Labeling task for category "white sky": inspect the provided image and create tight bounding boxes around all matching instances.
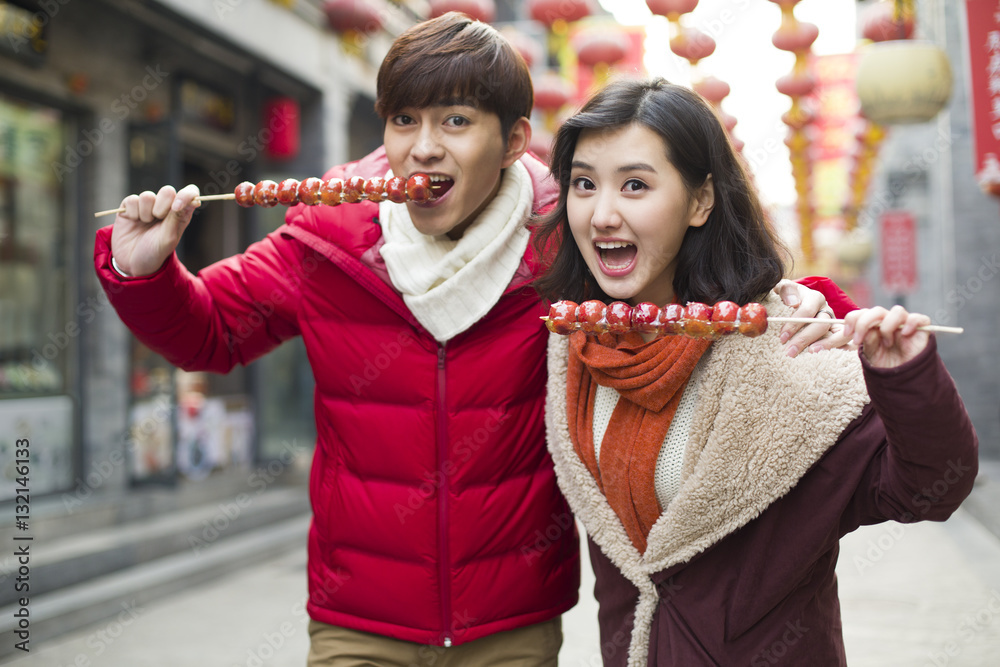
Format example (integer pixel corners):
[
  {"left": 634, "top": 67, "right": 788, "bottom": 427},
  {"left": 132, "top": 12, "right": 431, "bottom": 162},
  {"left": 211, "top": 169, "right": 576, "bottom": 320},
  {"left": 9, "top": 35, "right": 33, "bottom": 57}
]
[{"left": 595, "top": 0, "right": 858, "bottom": 207}]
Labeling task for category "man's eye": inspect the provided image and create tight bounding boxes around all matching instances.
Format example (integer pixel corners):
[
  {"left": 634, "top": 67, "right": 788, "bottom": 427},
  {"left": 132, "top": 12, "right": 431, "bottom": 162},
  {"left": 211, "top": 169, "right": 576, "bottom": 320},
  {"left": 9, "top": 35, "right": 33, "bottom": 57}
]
[
  {"left": 446, "top": 116, "right": 469, "bottom": 127},
  {"left": 393, "top": 115, "right": 414, "bottom": 125}
]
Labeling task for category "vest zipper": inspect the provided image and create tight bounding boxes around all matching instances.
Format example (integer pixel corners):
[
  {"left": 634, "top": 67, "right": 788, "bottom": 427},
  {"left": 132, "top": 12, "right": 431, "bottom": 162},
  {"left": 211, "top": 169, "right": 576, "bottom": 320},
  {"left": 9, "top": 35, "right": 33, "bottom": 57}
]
[{"left": 436, "top": 345, "right": 452, "bottom": 648}]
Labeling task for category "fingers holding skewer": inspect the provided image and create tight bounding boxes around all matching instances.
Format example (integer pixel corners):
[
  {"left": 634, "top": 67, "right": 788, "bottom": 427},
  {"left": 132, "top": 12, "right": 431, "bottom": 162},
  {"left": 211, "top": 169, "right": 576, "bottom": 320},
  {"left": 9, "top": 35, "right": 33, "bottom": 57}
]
[{"left": 841, "top": 305, "right": 932, "bottom": 368}]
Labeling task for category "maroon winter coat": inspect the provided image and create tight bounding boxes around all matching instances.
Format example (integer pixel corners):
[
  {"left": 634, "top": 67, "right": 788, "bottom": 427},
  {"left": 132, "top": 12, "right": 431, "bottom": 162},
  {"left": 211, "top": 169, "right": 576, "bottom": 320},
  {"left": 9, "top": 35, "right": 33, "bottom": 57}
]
[
  {"left": 545, "top": 295, "right": 978, "bottom": 667},
  {"left": 94, "top": 148, "right": 580, "bottom": 646}
]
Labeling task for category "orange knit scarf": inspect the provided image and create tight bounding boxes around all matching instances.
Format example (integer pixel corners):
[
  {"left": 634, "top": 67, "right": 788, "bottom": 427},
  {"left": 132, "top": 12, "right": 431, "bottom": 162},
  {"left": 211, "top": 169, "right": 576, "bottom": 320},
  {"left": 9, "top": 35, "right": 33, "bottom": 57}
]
[{"left": 567, "top": 331, "right": 710, "bottom": 553}]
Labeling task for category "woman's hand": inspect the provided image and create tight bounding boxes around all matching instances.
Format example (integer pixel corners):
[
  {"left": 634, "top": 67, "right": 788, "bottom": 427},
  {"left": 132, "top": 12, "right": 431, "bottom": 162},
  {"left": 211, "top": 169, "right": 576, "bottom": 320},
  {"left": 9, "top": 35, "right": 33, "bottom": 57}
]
[
  {"left": 773, "top": 279, "right": 849, "bottom": 357},
  {"left": 110, "top": 184, "right": 200, "bottom": 277},
  {"left": 841, "top": 305, "right": 931, "bottom": 368}
]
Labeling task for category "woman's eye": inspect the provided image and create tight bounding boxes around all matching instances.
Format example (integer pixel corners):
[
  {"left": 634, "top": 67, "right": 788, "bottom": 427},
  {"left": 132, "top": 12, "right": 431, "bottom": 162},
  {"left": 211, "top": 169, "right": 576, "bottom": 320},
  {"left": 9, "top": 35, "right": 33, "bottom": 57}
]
[
  {"left": 623, "top": 179, "right": 646, "bottom": 192},
  {"left": 572, "top": 177, "right": 595, "bottom": 191}
]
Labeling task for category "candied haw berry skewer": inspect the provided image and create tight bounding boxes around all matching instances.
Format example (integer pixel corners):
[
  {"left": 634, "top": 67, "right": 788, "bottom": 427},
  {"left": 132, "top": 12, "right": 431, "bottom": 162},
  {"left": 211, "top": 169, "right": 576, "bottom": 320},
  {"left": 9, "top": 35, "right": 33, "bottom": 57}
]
[{"left": 93, "top": 174, "right": 439, "bottom": 217}]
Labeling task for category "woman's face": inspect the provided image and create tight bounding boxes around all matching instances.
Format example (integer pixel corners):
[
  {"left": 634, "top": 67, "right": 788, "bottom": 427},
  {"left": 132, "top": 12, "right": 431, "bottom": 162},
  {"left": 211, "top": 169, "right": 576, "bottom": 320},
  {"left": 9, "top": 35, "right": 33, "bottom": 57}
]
[{"left": 567, "top": 123, "right": 714, "bottom": 306}]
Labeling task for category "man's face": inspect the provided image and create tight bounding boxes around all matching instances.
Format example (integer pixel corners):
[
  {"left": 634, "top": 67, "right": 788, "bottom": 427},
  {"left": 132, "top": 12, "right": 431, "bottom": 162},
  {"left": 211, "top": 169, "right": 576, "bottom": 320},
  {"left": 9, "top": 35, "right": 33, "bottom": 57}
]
[{"left": 383, "top": 104, "right": 516, "bottom": 240}]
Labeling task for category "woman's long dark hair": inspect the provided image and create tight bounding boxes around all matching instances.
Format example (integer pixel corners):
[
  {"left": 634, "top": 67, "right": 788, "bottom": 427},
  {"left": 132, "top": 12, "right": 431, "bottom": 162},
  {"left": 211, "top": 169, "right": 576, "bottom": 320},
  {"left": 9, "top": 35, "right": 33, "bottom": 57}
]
[{"left": 532, "top": 77, "right": 789, "bottom": 305}]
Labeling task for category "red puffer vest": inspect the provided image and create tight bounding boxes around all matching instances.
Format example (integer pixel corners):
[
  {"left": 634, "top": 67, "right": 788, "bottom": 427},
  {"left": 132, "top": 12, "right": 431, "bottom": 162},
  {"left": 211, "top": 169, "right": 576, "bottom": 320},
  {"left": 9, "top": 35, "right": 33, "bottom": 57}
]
[{"left": 94, "top": 148, "right": 580, "bottom": 646}]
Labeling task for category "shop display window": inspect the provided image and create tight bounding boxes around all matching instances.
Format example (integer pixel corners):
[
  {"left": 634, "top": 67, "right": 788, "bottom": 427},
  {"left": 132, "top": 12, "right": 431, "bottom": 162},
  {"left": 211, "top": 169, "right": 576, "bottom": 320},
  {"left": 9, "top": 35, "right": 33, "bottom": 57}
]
[{"left": 0, "top": 92, "right": 74, "bottom": 500}]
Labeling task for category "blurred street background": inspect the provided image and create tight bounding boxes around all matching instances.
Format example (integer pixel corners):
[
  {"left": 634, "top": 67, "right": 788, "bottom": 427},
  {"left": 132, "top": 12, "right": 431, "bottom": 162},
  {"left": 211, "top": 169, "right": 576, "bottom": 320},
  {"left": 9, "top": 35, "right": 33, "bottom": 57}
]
[{"left": 2, "top": 0, "right": 1000, "bottom": 664}]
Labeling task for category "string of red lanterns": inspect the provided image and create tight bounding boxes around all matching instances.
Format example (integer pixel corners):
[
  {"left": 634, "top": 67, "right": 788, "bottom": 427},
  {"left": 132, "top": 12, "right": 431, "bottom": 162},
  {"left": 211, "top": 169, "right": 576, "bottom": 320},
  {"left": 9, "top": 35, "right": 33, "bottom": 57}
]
[{"left": 769, "top": 0, "right": 819, "bottom": 264}]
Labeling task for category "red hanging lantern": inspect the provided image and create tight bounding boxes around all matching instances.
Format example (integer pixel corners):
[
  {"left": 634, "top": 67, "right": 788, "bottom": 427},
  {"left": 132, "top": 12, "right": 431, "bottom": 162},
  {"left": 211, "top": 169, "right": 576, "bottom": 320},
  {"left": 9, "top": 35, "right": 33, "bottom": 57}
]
[
  {"left": 263, "top": 97, "right": 300, "bottom": 161},
  {"left": 861, "top": 1, "right": 915, "bottom": 42},
  {"left": 573, "top": 30, "right": 629, "bottom": 68},
  {"left": 772, "top": 20, "right": 818, "bottom": 53},
  {"left": 645, "top": 0, "right": 699, "bottom": 19},
  {"left": 692, "top": 76, "right": 729, "bottom": 104},
  {"left": 323, "top": 0, "right": 384, "bottom": 35},
  {"left": 501, "top": 28, "right": 543, "bottom": 69},
  {"left": 528, "top": 0, "right": 592, "bottom": 29},
  {"left": 428, "top": 0, "right": 496, "bottom": 24},
  {"left": 670, "top": 27, "right": 716, "bottom": 65},
  {"left": 533, "top": 72, "right": 574, "bottom": 112}
]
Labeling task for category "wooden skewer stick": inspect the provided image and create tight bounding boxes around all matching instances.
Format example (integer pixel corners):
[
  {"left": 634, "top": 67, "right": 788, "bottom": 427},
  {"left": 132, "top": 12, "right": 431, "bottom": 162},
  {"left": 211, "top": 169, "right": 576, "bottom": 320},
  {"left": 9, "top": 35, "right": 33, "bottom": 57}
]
[
  {"left": 539, "top": 316, "right": 964, "bottom": 335},
  {"left": 766, "top": 317, "right": 963, "bottom": 334},
  {"left": 93, "top": 193, "right": 236, "bottom": 218}
]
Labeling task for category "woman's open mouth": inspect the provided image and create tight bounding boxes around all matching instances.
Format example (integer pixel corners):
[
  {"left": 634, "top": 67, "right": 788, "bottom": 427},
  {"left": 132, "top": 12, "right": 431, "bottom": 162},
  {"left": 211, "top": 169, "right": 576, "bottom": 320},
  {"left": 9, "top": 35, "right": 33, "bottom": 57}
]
[{"left": 595, "top": 240, "right": 637, "bottom": 276}]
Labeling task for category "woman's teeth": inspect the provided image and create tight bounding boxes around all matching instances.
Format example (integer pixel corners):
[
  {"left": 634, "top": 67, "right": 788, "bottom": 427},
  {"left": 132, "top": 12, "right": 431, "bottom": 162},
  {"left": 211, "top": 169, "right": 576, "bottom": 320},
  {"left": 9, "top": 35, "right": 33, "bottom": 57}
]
[{"left": 595, "top": 241, "right": 636, "bottom": 269}]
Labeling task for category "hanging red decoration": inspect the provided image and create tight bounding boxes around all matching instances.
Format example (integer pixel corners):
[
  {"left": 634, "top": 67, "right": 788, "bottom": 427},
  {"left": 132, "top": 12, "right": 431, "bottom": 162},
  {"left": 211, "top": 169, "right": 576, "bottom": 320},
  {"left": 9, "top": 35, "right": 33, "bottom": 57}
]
[
  {"left": 428, "top": 0, "right": 496, "bottom": 24},
  {"left": 533, "top": 72, "right": 574, "bottom": 112},
  {"left": 573, "top": 30, "right": 629, "bottom": 68},
  {"left": 323, "top": 0, "right": 384, "bottom": 35},
  {"left": 263, "top": 97, "right": 300, "bottom": 161},
  {"left": 528, "top": 0, "right": 592, "bottom": 29},
  {"left": 501, "top": 28, "right": 543, "bottom": 69},
  {"left": 645, "top": 0, "right": 699, "bottom": 20},
  {"left": 669, "top": 27, "right": 716, "bottom": 65},
  {"left": 772, "top": 20, "right": 818, "bottom": 53},
  {"left": 861, "top": 1, "right": 915, "bottom": 42}
]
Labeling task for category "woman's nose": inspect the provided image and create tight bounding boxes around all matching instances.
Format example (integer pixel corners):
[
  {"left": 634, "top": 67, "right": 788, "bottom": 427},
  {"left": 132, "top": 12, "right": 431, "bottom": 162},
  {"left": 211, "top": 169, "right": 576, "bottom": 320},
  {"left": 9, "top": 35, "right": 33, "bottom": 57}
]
[{"left": 591, "top": 192, "right": 622, "bottom": 231}]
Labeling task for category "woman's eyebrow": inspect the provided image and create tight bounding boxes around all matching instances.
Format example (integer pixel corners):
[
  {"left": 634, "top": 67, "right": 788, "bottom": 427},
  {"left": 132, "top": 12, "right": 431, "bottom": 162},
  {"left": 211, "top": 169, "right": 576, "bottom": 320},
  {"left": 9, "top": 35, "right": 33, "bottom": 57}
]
[{"left": 616, "top": 163, "right": 656, "bottom": 173}]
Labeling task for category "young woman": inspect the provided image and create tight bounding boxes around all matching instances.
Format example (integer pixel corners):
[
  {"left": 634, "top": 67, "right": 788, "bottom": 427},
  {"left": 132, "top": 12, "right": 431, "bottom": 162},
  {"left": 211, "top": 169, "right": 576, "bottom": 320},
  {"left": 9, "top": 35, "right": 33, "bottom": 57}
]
[{"left": 533, "top": 78, "right": 978, "bottom": 666}]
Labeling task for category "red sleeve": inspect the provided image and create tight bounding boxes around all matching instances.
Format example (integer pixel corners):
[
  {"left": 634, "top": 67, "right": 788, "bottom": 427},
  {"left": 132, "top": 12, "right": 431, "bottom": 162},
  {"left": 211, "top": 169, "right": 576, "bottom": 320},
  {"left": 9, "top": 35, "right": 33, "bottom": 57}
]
[
  {"left": 795, "top": 276, "right": 858, "bottom": 318},
  {"left": 94, "top": 224, "right": 303, "bottom": 373}
]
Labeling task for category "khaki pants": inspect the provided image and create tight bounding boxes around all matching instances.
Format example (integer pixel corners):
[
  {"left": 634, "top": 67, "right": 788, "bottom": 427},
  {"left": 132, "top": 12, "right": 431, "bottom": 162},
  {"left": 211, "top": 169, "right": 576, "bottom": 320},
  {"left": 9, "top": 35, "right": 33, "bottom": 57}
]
[{"left": 306, "top": 617, "right": 562, "bottom": 667}]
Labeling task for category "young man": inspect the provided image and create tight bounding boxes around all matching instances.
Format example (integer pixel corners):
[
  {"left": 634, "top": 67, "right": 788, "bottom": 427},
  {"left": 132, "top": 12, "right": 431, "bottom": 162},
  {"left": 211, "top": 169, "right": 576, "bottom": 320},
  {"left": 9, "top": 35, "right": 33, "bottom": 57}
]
[{"left": 95, "top": 13, "right": 841, "bottom": 665}]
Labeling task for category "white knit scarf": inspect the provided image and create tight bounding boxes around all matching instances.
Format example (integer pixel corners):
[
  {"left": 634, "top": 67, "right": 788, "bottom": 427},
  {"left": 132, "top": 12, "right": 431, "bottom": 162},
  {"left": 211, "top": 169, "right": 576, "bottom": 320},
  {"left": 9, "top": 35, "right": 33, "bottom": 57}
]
[{"left": 378, "top": 160, "right": 534, "bottom": 342}]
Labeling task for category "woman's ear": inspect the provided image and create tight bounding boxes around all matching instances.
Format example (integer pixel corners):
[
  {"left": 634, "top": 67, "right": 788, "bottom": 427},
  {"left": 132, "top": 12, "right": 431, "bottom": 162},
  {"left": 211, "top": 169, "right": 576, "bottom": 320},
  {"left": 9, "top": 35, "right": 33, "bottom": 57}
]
[
  {"left": 688, "top": 173, "right": 715, "bottom": 228},
  {"left": 501, "top": 117, "right": 532, "bottom": 168}
]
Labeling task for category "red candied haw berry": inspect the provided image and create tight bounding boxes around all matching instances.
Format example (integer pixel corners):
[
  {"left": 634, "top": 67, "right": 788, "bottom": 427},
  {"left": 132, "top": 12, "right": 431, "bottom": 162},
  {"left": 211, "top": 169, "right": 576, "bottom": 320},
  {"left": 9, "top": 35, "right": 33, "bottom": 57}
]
[
  {"left": 406, "top": 174, "right": 433, "bottom": 203},
  {"left": 342, "top": 176, "right": 366, "bottom": 203},
  {"left": 276, "top": 178, "right": 300, "bottom": 205},
  {"left": 738, "top": 303, "right": 769, "bottom": 338},
  {"left": 682, "top": 302, "right": 713, "bottom": 338},
  {"left": 577, "top": 300, "right": 609, "bottom": 334},
  {"left": 631, "top": 302, "right": 660, "bottom": 334},
  {"left": 546, "top": 300, "right": 579, "bottom": 334},
  {"left": 606, "top": 301, "right": 633, "bottom": 334},
  {"left": 254, "top": 180, "right": 279, "bottom": 208},
  {"left": 385, "top": 176, "right": 408, "bottom": 203},
  {"left": 320, "top": 178, "right": 343, "bottom": 206},
  {"left": 658, "top": 303, "right": 685, "bottom": 335},
  {"left": 297, "top": 177, "right": 323, "bottom": 206},
  {"left": 711, "top": 300, "right": 740, "bottom": 336},
  {"left": 234, "top": 182, "right": 255, "bottom": 208},
  {"left": 365, "top": 177, "right": 386, "bottom": 202}
]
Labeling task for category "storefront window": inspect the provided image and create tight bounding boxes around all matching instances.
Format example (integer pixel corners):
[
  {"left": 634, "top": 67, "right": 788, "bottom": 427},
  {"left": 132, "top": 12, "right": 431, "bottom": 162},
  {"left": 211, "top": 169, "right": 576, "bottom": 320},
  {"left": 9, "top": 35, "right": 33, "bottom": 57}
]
[{"left": 0, "top": 92, "right": 74, "bottom": 500}]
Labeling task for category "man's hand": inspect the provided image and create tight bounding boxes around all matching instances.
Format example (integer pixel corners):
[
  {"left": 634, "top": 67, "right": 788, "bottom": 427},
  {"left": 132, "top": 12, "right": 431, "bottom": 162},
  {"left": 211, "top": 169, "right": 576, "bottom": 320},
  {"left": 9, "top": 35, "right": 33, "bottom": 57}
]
[
  {"left": 842, "top": 305, "right": 930, "bottom": 368},
  {"left": 773, "top": 279, "right": 850, "bottom": 357},
  {"left": 110, "top": 184, "right": 200, "bottom": 277}
]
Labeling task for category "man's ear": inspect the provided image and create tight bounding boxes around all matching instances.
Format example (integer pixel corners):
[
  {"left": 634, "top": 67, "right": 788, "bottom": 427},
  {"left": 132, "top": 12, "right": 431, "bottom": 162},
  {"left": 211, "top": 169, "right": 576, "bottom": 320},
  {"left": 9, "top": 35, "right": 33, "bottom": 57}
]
[
  {"left": 688, "top": 173, "right": 715, "bottom": 229},
  {"left": 501, "top": 117, "right": 532, "bottom": 168}
]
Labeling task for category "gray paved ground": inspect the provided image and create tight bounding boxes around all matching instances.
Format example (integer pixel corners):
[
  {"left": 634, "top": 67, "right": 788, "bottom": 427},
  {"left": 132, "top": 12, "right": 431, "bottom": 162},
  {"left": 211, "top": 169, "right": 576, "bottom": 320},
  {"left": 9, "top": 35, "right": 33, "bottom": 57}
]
[{"left": 8, "top": 508, "right": 1000, "bottom": 666}]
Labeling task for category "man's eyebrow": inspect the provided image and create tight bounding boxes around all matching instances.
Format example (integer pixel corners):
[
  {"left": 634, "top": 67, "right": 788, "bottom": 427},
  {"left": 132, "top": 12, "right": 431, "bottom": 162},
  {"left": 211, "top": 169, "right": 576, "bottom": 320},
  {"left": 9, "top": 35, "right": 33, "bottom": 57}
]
[{"left": 433, "top": 98, "right": 478, "bottom": 108}]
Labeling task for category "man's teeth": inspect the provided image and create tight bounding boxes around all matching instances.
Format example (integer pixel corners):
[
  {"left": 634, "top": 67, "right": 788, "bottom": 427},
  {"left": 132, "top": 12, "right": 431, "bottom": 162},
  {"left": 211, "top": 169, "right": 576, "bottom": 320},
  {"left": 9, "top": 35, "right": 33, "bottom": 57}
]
[{"left": 429, "top": 175, "right": 451, "bottom": 183}]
